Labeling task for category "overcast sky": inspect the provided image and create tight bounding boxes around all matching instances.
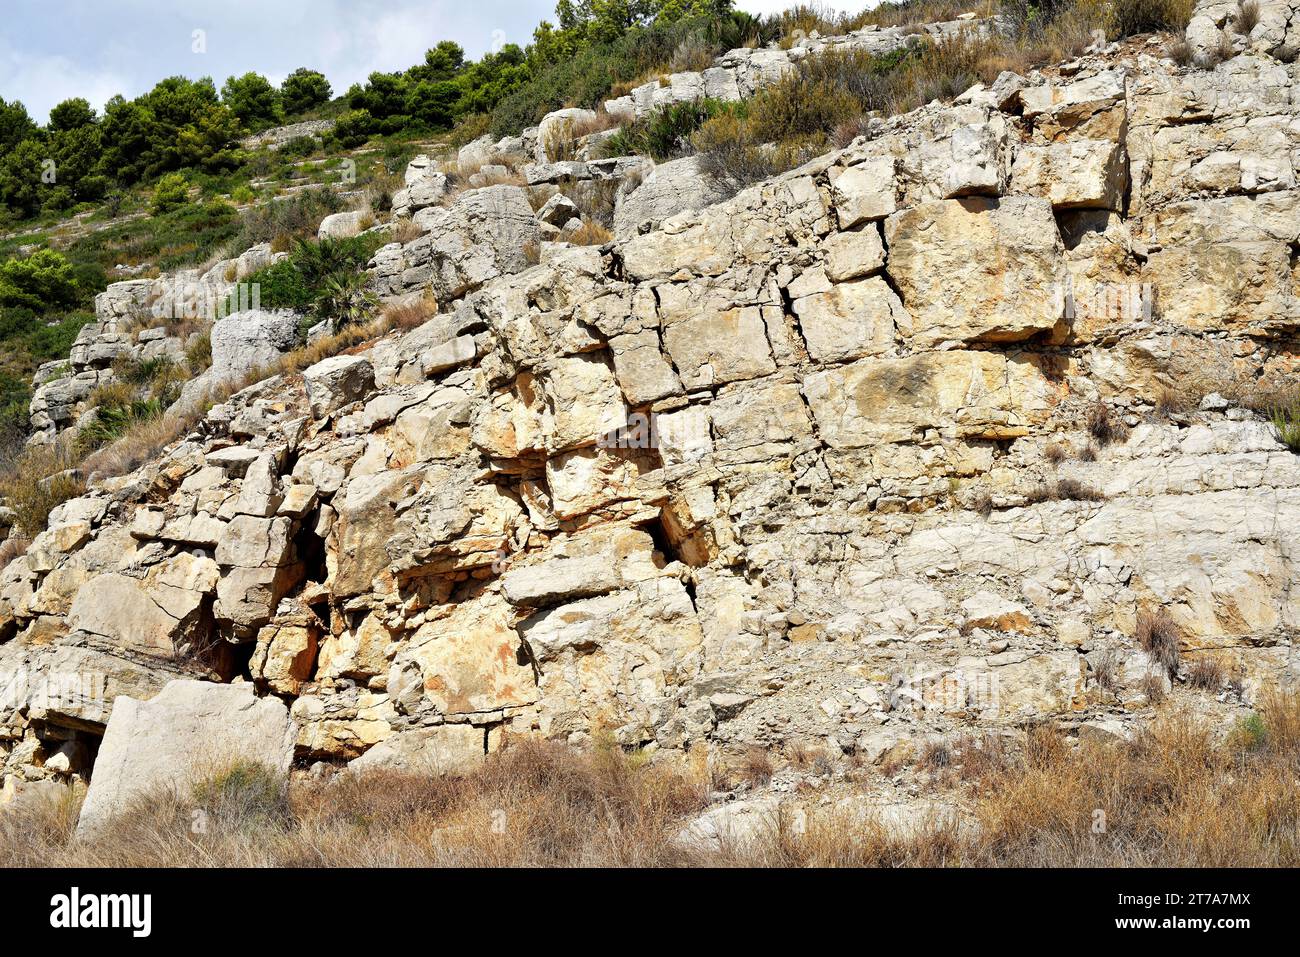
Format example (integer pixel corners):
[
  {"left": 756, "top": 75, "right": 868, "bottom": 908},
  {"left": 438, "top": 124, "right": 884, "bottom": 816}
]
[{"left": 1, "top": 0, "right": 867, "bottom": 122}]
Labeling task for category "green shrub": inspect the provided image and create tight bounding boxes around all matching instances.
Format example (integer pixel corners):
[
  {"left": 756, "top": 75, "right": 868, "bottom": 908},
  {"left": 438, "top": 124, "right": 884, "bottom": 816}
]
[
  {"left": 25, "top": 314, "right": 95, "bottom": 362},
  {"left": 191, "top": 761, "right": 291, "bottom": 832},
  {"left": 76, "top": 396, "right": 167, "bottom": 452},
  {"left": 1237, "top": 712, "right": 1269, "bottom": 751},
  {"left": 314, "top": 271, "right": 378, "bottom": 327},
  {"left": 0, "top": 250, "right": 82, "bottom": 312},
  {"left": 330, "top": 109, "right": 375, "bottom": 148},
  {"left": 239, "top": 234, "right": 382, "bottom": 317},
  {"left": 240, "top": 259, "right": 313, "bottom": 312},
  {"left": 601, "top": 99, "right": 729, "bottom": 161},
  {"left": 185, "top": 332, "right": 212, "bottom": 372},
  {"left": 279, "top": 135, "right": 319, "bottom": 158},
  {"left": 150, "top": 173, "right": 191, "bottom": 215},
  {"left": 748, "top": 68, "right": 861, "bottom": 143}
]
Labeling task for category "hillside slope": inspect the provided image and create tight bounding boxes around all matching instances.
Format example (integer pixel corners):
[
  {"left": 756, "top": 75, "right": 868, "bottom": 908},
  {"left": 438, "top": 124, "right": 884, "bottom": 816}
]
[{"left": 3, "top": 0, "right": 1300, "bottom": 838}]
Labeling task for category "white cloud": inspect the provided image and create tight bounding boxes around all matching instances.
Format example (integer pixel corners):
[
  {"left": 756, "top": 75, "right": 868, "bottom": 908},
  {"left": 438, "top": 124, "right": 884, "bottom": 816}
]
[{"left": 0, "top": 43, "right": 130, "bottom": 120}]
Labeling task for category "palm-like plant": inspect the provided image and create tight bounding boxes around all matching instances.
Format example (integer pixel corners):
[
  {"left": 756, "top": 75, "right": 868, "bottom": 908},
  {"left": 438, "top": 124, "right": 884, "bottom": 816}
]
[{"left": 313, "top": 270, "right": 378, "bottom": 328}]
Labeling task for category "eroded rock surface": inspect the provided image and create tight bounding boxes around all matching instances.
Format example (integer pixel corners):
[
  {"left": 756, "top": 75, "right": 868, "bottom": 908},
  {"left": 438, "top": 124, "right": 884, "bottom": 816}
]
[{"left": 5, "top": 4, "right": 1300, "bottom": 803}]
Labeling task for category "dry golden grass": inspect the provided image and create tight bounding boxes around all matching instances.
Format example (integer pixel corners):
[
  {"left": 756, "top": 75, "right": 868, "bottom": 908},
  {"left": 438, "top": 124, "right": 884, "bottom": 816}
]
[
  {"left": 0, "top": 533, "right": 30, "bottom": 570},
  {"left": 559, "top": 220, "right": 614, "bottom": 246},
  {"left": 1, "top": 739, "right": 710, "bottom": 868},
  {"left": 5, "top": 698, "right": 1300, "bottom": 867},
  {"left": 81, "top": 411, "right": 193, "bottom": 480},
  {"left": 1136, "top": 606, "right": 1181, "bottom": 677},
  {"left": 380, "top": 292, "right": 439, "bottom": 333},
  {"left": 0, "top": 443, "right": 86, "bottom": 537},
  {"left": 389, "top": 218, "right": 423, "bottom": 245}
]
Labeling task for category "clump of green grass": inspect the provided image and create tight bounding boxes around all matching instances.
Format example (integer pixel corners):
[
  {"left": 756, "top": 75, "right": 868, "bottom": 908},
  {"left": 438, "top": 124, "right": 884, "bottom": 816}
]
[{"left": 1269, "top": 402, "right": 1300, "bottom": 453}]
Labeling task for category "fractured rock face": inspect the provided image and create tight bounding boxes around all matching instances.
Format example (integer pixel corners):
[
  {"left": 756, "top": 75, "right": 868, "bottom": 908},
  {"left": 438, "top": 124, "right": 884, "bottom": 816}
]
[
  {"left": 67, "top": 554, "right": 218, "bottom": 657},
  {"left": 303, "top": 355, "right": 375, "bottom": 418},
  {"left": 12, "top": 11, "right": 1300, "bottom": 793},
  {"left": 803, "top": 351, "right": 1058, "bottom": 446},
  {"left": 884, "top": 196, "right": 1066, "bottom": 346}
]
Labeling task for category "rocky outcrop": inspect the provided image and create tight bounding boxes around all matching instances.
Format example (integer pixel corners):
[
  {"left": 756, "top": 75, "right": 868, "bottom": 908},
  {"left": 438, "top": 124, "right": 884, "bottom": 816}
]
[
  {"left": 603, "top": 15, "right": 1003, "bottom": 121},
  {"left": 612, "top": 155, "right": 731, "bottom": 239},
  {"left": 239, "top": 119, "right": 335, "bottom": 151},
  {"left": 29, "top": 243, "right": 284, "bottom": 446},
  {"left": 5, "top": 5, "right": 1300, "bottom": 807}
]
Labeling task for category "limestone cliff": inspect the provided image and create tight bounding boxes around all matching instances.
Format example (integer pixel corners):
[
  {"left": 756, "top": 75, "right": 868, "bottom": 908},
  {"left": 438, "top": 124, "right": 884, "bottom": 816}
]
[{"left": 4, "top": 3, "right": 1300, "bottom": 814}]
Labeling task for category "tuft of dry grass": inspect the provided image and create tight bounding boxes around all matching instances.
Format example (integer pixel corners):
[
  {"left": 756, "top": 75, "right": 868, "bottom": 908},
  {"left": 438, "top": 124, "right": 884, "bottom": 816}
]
[
  {"left": 963, "top": 706, "right": 1300, "bottom": 866},
  {"left": 1086, "top": 401, "right": 1129, "bottom": 446},
  {"left": 1135, "top": 607, "right": 1181, "bottom": 677},
  {"left": 1026, "top": 477, "right": 1107, "bottom": 503},
  {"left": 1154, "top": 383, "right": 1197, "bottom": 417},
  {"left": 1140, "top": 670, "right": 1167, "bottom": 704},
  {"left": 560, "top": 220, "right": 614, "bottom": 246},
  {"left": 389, "top": 218, "right": 423, "bottom": 245},
  {"left": 380, "top": 292, "right": 439, "bottom": 333},
  {"left": 1093, "top": 650, "right": 1121, "bottom": 695},
  {"left": 81, "top": 413, "right": 192, "bottom": 481},
  {"left": 0, "top": 533, "right": 30, "bottom": 570},
  {"left": 1166, "top": 33, "right": 1194, "bottom": 65},
  {"left": 0, "top": 444, "right": 86, "bottom": 537},
  {"left": 737, "top": 748, "right": 775, "bottom": 788},
  {"left": 1235, "top": 0, "right": 1260, "bottom": 34},
  {"left": 1187, "top": 655, "right": 1226, "bottom": 691}
]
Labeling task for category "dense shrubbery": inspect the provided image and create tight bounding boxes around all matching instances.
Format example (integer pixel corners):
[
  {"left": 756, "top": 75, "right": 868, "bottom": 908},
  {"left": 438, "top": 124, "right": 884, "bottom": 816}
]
[
  {"left": 600, "top": 98, "right": 730, "bottom": 160},
  {"left": 0, "top": 3, "right": 755, "bottom": 226},
  {"left": 489, "top": 8, "right": 757, "bottom": 138},
  {"left": 149, "top": 173, "right": 191, "bottom": 215},
  {"left": 0, "top": 250, "right": 83, "bottom": 312},
  {"left": 240, "top": 234, "right": 384, "bottom": 328},
  {"left": 0, "top": 61, "right": 340, "bottom": 225}
]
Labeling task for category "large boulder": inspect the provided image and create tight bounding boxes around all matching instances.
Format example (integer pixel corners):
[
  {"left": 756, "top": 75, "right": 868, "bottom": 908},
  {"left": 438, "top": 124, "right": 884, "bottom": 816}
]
[
  {"left": 613, "top": 156, "right": 731, "bottom": 239},
  {"left": 208, "top": 309, "right": 300, "bottom": 386},
  {"left": 302, "top": 354, "right": 375, "bottom": 418},
  {"left": 317, "top": 210, "right": 371, "bottom": 240},
  {"left": 536, "top": 107, "right": 597, "bottom": 162},
  {"left": 75, "top": 680, "right": 295, "bottom": 839}
]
